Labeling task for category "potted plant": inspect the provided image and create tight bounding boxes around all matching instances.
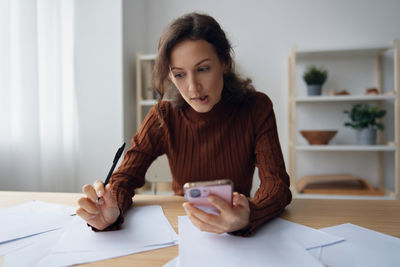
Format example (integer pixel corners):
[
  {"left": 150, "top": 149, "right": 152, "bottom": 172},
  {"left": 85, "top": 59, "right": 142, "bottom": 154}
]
[
  {"left": 343, "top": 104, "right": 386, "bottom": 145},
  {"left": 303, "top": 65, "right": 328, "bottom": 96}
]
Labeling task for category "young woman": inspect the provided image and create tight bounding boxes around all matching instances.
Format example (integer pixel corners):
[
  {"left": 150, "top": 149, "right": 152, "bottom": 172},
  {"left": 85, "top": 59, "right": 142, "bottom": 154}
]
[{"left": 76, "top": 12, "right": 292, "bottom": 237}]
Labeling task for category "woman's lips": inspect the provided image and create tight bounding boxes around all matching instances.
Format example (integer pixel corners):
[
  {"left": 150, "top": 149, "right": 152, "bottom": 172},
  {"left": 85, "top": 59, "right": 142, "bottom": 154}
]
[{"left": 191, "top": 95, "right": 209, "bottom": 104}]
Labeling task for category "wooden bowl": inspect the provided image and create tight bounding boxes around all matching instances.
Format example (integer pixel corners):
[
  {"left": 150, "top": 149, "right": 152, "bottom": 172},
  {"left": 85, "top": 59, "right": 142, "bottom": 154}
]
[{"left": 300, "top": 130, "right": 337, "bottom": 145}]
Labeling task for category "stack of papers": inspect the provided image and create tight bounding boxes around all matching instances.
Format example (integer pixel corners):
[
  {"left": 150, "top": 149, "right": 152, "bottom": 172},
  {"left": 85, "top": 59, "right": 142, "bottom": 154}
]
[
  {"left": 0, "top": 201, "right": 75, "bottom": 256},
  {"left": 0, "top": 202, "right": 178, "bottom": 266},
  {"left": 164, "top": 217, "right": 400, "bottom": 267}
]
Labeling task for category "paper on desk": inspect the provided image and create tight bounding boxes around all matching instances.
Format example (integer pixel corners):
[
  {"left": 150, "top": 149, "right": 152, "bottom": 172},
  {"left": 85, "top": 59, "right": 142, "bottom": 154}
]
[
  {"left": 4, "top": 239, "right": 173, "bottom": 267},
  {"left": 3, "top": 205, "right": 178, "bottom": 267},
  {"left": 34, "top": 243, "right": 174, "bottom": 267},
  {"left": 309, "top": 223, "right": 400, "bottom": 267},
  {"left": 51, "top": 205, "right": 177, "bottom": 253},
  {"left": 0, "top": 228, "right": 62, "bottom": 257},
  {"left": 0, "top": 201, "right": 75, "bottom": 244},
  {"left": 257, "top": 218, "right": 344, "bottom": 250},
  {"left": 164, "top": 217, "right": 344, "bottom": 267},
  {"left": 178, "top": 216, "right": 324, "bottom": 267},
  {"left": 2, "top": 229, "right": 64, "bottom": 267}
]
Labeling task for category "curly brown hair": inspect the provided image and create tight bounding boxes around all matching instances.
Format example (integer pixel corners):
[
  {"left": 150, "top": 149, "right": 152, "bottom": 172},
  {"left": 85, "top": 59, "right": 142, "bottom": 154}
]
[{"left": 153, "top": 12, "right": 256, "bottom": 109}]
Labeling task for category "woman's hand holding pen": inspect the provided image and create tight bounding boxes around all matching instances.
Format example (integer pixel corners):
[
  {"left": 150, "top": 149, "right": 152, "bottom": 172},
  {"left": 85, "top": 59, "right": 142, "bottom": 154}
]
[
  {"left": 76, "top": 180, "right": 120, "bottom": 231},
  {"left": 183, "top": 192, "right": 250, "bottom": 234}
]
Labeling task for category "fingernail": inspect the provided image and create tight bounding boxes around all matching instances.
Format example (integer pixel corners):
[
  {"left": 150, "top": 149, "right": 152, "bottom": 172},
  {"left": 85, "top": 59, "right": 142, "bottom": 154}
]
[{"left": 208, "top": 196, "right": 215, "bottom": 202}]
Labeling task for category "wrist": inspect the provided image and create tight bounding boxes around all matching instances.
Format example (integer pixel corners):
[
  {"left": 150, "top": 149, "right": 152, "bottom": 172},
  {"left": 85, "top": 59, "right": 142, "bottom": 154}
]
[
  {"left": 229, "top": 222, "right": 251, "bottom": 236},
  {"left": 89, "top": 211, "right": 124, "bottom": 232}
]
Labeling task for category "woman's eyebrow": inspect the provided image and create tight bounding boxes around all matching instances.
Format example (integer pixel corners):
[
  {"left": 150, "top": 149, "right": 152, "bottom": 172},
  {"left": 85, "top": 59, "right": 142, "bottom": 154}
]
[
  {"left": 195, "top": 58, "right": 212, "bottom": 66},
  {"left": 170, "top": 58, "right": 212, "bottom": 71}
]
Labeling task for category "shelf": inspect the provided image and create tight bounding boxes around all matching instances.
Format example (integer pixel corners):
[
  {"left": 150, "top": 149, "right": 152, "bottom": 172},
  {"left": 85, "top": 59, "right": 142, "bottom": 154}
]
[
  {"left": 296, "top": 95, "right": 395, "bottom": 103},
  {"left": 288, "top": 40, "right": 400, "bottom": 199},
  {"left": 294, "top": 193, "right": 397, "bottom": 200},
  {"left": 139, "top": 54, "right": 156, "bottom": 60},
  {"left": 296, "top": 45, "right": 391, "bottom": 59},
  {"left": 296, "top": 145, "right": 396, "bottom": 152},
  {"left": 140, "top": 99, "right": 157, "bottom": 106},
  {"left": 136, "top": 52, "right": 173, "bottom": 190}
]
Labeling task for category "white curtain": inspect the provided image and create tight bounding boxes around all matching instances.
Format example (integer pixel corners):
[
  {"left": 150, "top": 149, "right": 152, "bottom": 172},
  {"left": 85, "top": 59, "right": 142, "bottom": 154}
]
[{"left": 0, "top": 0, "right": 78, "bottom": 192}]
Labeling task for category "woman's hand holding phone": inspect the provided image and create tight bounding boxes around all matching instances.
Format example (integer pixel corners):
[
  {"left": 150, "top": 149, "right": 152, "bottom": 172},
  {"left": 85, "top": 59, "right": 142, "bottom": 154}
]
[{"left": 183, "top": 192, "right": 250, "bottom": 234}]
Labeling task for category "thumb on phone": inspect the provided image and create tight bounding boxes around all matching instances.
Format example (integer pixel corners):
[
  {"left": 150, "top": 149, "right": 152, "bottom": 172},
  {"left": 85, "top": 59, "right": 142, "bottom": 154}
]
[{"left": 208, "top": 195, "right": 230, "bottom": 211}]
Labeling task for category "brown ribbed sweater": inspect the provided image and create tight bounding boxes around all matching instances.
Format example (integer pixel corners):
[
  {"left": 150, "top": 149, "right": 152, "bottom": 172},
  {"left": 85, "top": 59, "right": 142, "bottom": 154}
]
[{"left": 109, "top": 91, "right": 292, "bottom": 236}]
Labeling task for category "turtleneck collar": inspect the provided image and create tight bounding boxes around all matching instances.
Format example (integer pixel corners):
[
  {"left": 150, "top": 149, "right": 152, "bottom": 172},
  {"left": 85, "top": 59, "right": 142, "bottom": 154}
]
[{"left": 183, "top": 97, "right": 235, "bottom": 123}]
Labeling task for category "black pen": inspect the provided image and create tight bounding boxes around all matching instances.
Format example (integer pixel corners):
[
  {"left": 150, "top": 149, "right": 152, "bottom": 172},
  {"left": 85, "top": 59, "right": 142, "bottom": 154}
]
[
  {"left": 102, "top": 142, "right": 126, "bottom": 189},
  {"left": 71, "top": 142, "right": 126, "bottom": 216}
]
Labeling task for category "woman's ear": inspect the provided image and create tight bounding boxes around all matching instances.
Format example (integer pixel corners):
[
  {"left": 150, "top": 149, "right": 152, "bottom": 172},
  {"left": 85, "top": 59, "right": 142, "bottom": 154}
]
[
  {"left": 223, "top": 63, "right": 229, "bottom": 74},
  {"left": 222, "top": 60, "right": 230, "bottom": 74}
]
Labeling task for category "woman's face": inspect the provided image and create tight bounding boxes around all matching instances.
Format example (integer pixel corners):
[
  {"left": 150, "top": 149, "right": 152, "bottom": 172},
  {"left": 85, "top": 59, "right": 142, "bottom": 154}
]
[{"left": 169, "top": 39, "right": 226, "bottom": 113}]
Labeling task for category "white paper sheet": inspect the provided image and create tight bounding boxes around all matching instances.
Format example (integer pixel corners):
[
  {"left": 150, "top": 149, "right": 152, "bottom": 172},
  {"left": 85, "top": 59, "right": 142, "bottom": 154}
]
[
  {"left": 4, "top": 205, "right": 178, "bottom": 267},
  {"left": 51, "top": 205, "right": 177, "bottom": 253},
  {"left": 36, "top": 244, "right": 176, "bottom": 267},
  {"left": 0, "top": 201, "right": 75, "bottom": 244},
  {"left": 307, "top": 246, "right": 322, "bottom": 261},
  {"left": 178, "top": 216, "right": 324, "bottom": 267},
  {"left": 3, "top": 230, "right": 64, "bottom": 267},
  {"left": 0, "top": 229, "right": 61, "bottom": 257},
  {"left": 5, "top": 241, "right": 175, "bottom": 267},
  {"left": 311, "top": 223, "right": 400, "bottom": 267},
  {"left": 257, "top": 218, "right": 344, "bottom": 250}
]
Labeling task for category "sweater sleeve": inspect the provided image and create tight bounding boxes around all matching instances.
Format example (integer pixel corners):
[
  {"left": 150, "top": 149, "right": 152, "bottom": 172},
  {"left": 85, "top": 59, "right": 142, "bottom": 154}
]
[
  {"left": 96, "top": 103, "right": 168, "bottom": 231},
  {"left": 233, "top": 93, "right": 292, "bottom": 237}
]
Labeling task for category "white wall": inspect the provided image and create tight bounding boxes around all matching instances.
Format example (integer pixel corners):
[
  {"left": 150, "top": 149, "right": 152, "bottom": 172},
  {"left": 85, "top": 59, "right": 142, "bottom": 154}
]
[
  {"left": 123, "top": 0, "right": 400, "bottom": 194},
  {"left": 12, "top": 0, "right": 395, "bottom": 192},
  {"left": 6, "top": 0, "right": 395, "bottom": 193},
  {"left": 74, "top": 0, "right": 123, "bottom": 190},
  {"left": 144, "top": 0, "right": 400, "bottom": 151},
  {"left": 122, "top": 0, "right": 148, "bottom": 143}
]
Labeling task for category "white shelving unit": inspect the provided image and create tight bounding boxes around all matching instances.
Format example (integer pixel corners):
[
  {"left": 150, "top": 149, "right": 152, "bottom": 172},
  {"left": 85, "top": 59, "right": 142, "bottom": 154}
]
[
  {"left": 136, "top": 53, "right": 172, "bottom": 194},
  {"left": 296, "top": 95, "right": 395, "bottom": 102},
  {"left": 136, "top": 53, "right": 157, "bottom": 130},
  {"left": 296, "top": 145, "right": 396, "bottom": 152},
  {"left": 140, "top": 99, "right": 157, "bottom": 106},
  {"left": 288, "top": 40, "right": 400, "bottom": 199}
]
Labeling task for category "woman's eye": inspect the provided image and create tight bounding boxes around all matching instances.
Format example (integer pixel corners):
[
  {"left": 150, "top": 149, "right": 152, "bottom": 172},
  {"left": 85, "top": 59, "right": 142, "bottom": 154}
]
[
  {"left": 198, "top": 67, "right": 210, "bottom": 72},
  {"left": 174, "top": 73, "right": 185, "bottom": 78}
]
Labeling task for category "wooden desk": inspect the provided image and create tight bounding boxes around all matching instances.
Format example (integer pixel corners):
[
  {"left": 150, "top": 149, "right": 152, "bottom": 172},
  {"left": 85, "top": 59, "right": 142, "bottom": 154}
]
[{"left": 1, "top": 191, "right": 400, "bottom": 266}]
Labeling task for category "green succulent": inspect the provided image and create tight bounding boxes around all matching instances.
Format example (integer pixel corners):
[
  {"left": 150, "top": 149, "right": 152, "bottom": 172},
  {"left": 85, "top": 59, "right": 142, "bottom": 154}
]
[
  {"left": 344, "top": 104, "right": 386, "bottom": 130},
  {"left": 303, "top": 65, "right": 328, "bottom": 85}
]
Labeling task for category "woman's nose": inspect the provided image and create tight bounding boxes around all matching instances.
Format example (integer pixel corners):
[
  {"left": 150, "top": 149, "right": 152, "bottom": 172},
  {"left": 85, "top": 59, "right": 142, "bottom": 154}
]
[{"left": 188, "top": 74, "right": 200, "bottom": 93}]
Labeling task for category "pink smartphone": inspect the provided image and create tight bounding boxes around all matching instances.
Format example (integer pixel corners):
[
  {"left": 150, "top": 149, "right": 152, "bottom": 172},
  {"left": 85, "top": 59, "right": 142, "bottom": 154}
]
[{"left": 183, "top": 179, "right": 233, "bottom": 215}]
